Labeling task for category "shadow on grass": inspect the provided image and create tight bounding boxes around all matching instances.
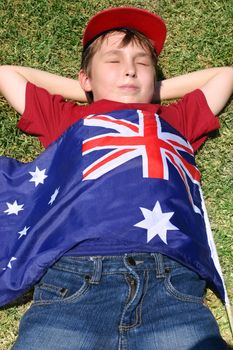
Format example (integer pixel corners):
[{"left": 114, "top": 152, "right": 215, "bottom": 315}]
[{"left": 0, "top": 289, "right": 33, "bottom": 310}]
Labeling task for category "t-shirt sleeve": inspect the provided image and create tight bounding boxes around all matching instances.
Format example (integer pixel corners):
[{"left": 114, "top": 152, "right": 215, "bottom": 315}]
[
  {"left": 17, "top": 82, "right": 83, "bottom": 148},
  {"left": 160, "top": 89, "right": 220, "bottom": 152}
]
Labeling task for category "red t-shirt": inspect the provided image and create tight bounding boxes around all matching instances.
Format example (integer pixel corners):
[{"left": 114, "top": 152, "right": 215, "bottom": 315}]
[{"left": 17, "top": 82, "right": 220, "bottom": 151}]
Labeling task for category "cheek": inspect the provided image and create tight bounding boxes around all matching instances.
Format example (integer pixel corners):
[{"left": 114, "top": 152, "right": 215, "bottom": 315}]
[
  {"left": 90, "top": 69, "right": 117, "bottom": 100},
  {"left": 142, "top": 74, "right": 155, "bottom": 91},
  {"left": 141, "top": 73, "right": 156, "bottom": 102},
  {"left": 93, "top": 66, "right": 116, "bottom": 84},
  {"left": 147, "top": 72, "right": 156, "bottom": 91},
  {"left": 97, "top": 72, "right": 118, "bottom": 93}
]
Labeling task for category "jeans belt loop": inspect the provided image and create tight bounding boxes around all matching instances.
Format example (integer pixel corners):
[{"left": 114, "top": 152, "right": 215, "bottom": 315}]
[
  {"left": 151, "top": 253, "right": 165, "bottom": 278},
  {"left": 89, "top": 257, "right": 103, "bottom": 284}
]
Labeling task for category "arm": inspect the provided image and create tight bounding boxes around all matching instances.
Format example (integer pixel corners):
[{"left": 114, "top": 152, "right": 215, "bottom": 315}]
[
  {"left": 155, "top": 67, "right": 233, "bottom": 115},
  {"left": 0, "top": 65, "right": 87, "bottom": 115}
]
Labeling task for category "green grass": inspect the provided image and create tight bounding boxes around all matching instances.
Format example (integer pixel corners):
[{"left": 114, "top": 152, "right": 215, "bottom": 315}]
[{"left": 0, "top": 0, "right": 232, "bottom": 348}]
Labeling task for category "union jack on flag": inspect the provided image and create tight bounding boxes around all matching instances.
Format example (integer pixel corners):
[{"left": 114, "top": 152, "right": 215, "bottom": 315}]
[
  {"left": 0, "top": 109, "right": 228, "bottom": 306},
  {"left": 83, "top": 111, "right": 201, "bottom": 213}
]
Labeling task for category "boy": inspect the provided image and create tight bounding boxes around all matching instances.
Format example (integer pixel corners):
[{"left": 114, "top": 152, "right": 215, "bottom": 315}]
[{"left": 0, "top": 7, "right": 232, "bottom": 350}]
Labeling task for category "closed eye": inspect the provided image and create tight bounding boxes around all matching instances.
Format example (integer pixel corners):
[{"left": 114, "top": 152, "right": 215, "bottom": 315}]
[{"left": 136, "top": 61, "right": 150, "bottom": 66}]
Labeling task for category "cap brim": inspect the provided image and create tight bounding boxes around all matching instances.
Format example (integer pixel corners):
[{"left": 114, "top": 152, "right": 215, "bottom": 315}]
[{"left": 83, "top": 7, "right": 167, "bottom": 56}]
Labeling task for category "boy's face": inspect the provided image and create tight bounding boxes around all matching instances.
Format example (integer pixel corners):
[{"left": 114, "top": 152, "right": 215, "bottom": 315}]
[{"left": 79, "top": 32, "right": 156, "bottom": 104}]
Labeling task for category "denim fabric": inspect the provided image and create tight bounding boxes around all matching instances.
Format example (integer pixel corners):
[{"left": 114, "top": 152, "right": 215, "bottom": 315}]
[{"left": 12, "top": 253, "right": 227, "bottom": 350}]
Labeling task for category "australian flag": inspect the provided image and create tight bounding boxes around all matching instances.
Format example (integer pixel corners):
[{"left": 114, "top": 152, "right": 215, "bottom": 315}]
[{"left": 0, "top": 109, "right": 228, "bottom": 306}]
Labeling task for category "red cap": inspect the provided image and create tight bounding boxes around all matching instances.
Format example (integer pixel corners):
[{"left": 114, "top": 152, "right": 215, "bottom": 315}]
[{"left": 83, "top": 7, "right": 167, "bottom": 56}]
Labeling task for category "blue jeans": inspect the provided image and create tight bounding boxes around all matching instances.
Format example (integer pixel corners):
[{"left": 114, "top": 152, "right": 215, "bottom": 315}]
[{"left": 12, "top": 253, "right": 227, "bottom": 350}]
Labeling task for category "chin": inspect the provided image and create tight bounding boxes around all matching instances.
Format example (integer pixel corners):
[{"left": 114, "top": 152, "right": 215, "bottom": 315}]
[{"left": 115, "top": 96, "right": 146, "bottom": 104}]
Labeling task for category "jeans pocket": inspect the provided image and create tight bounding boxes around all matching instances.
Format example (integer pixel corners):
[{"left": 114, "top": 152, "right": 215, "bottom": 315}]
[
  {"left": 163, "top": 264, "right": 206, "bottom": 304},
  {"left": 33, "top": 264, "right": 90, "bottom": 305}
]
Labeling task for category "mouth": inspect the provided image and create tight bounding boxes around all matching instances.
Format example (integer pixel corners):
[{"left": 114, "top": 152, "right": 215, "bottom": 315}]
[{"left": 118, "top": 84, "right": 139, "bottom": 92}]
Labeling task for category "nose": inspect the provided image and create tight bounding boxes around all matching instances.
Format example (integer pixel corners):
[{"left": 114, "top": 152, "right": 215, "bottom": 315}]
[
  {"left": 126, "top": 71, "right": 136, "bottom": 78},
  {"left": 124, "top": 61, "right": 136, "bottom": 78}
]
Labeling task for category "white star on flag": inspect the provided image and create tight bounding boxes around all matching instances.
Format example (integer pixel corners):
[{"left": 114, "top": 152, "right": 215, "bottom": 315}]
[
  {"left": 29, "top": 166, "right": 48, "bottom": 187},
  {"left": 18, "top": 226, "right": 30, "bottom": 239},
  {"left": 134, "top": 201, "right": 178, "bottom": 244},
  {"left": 4, "top": 201, "right": 24, "bottom": 215},
  {"left": 1, "top": 257, "right": 17, "bottom": 270},
  {"left": 48, "top": 188, "right": 60, "bottom": 205}
]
